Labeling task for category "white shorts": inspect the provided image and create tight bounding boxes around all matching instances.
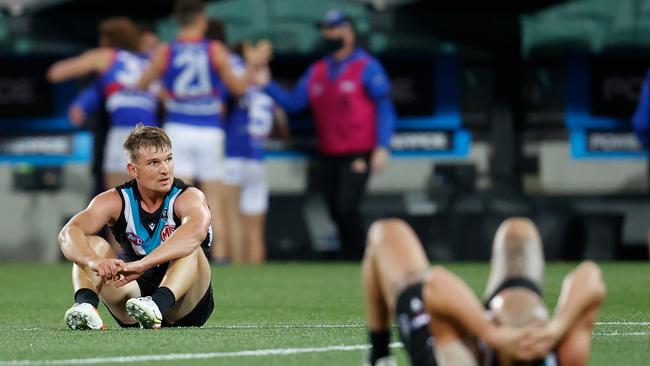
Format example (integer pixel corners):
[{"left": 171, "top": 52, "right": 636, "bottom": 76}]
[
  {"left": 164, "top": 122, "right": 224, "bottom": 182},
  {"left": 220, "top": 158, "right": 268, "bottom": 215},
  {"left": 103, "top": 126, "right": 132, "bottom": 174}
]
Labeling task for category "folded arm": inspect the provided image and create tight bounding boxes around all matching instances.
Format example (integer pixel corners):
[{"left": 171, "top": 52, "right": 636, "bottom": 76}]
[
  {"left": 58, "top": 190, "right": 125, "bottom": 279},
  {"left": 136, "top": 187, "right": 211, "bottom": 271}
]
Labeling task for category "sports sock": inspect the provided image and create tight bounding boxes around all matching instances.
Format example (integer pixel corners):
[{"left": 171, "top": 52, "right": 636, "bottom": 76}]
[
  {"left": 369, "top": 329, "right": 390, "bottom": 365},
  {"left": 151, "top": 287, "right": 176, "bottom": 315},
  {"left": 74, "top": 288, "right": 99, "bottom": 308}
]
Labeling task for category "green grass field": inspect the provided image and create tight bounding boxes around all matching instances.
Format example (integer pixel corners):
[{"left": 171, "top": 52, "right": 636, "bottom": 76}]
[{"left": 0, "top": 262, "right": 648, "bottom": 365}]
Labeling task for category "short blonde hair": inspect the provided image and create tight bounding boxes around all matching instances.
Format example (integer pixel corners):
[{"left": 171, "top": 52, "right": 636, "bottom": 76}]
[{"left": 123, "top": 124, "right": 172, "bottom": 162}]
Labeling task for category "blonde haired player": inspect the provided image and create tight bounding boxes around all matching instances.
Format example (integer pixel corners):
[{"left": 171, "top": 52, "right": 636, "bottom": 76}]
[{"left": 59, "top": 125, "right": 213, "bottom": 329}]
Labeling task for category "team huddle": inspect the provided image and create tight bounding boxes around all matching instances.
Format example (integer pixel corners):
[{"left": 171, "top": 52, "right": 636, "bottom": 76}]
[{"left": 53, "top": 0, "right": 606, "bottom": 365}]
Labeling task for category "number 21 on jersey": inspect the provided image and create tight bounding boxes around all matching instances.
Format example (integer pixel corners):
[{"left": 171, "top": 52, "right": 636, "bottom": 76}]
[{"left": 172, "top": 48, "right": 211, "bottom": 97}]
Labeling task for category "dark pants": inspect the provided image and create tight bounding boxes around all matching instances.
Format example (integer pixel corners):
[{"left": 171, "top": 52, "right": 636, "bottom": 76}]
[{"left": 316, "top": 152, "right": 371, "bottom": 260}]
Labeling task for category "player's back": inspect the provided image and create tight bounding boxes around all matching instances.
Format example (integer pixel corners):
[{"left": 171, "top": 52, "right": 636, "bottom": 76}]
[
  {"left": 225, "top": 86, "right": 274, "bottom": 161},
  {"left": 162, "top": 39, "right": 227, "bottom": 128},
  {"left": 99, "top": 49, "right": 158, "bottom": 127}
]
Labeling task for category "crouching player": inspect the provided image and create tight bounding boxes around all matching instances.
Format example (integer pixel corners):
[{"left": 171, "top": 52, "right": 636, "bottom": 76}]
[
  {"left": 362, "top": 217, "right": 606, "bottom": 365},
  {"left": 58, "top": 125, "right": 214, "bottom": 329}
]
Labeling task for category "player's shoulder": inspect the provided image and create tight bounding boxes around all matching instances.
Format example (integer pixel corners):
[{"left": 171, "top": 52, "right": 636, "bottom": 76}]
[
  {"left": 177, "top": 186, "right": 206, "bottom": 202},
  {"left": 87, "top": 188, "right": 123, "bottom": 214},
  {"left": 151, "top": 43, "right": 171, "bottom": 58},
  {"left": 174, "top": 180, "right": 207, "bottom": 204}
]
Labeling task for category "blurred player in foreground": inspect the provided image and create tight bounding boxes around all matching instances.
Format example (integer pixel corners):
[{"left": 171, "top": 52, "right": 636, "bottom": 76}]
[
  {"left": 362, "top": 217, "right": 606, "bottom": 366},
  {"left": 59, "top": 125, "right": 213, "bottom": 330}
]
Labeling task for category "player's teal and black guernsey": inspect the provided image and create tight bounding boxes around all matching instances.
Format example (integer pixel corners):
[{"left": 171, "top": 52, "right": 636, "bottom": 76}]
[{"left": 111, "top": 178, "right": 212, "bottom": 260}]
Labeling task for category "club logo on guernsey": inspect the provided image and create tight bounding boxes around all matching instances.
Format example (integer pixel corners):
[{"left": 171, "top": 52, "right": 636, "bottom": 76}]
[
  {"left": 160, "top": 224, "right": 176, "bottom": 242},
  {"left": 120, "top": 183, "right": 183, "bottom": 256},
  {"left": 126, "top": 232, "right": 143, "bottom": 247}
]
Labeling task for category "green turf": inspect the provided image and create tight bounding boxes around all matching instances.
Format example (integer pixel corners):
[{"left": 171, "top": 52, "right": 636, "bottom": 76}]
[{"left": 0, "top": 262, "right": 647, "bottom": 365}]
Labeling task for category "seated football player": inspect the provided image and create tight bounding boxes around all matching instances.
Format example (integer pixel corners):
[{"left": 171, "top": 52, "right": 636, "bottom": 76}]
[
  {"left": 58, "top": 124, "right": 214, "bottom": 330},
  {"left": 362, "top": 217, "right": 606, "bottom": 366}
]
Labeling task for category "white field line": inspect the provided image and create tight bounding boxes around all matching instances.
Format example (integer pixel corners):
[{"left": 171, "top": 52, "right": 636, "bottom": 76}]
[
  {"left": 0, "top": 342, "right": 404, "bottom": 366},
  {"left": 0, "top": 329, "right": 649, "bottom": 366},
  {"left": 594, "top": 331, "right": 650, "bottom": 336},
  {"left": 3, "top": 320, "right": 649, "bottom": 332},
  {"left": 595, "top": 321, "right": 650, "bottom": 326}
]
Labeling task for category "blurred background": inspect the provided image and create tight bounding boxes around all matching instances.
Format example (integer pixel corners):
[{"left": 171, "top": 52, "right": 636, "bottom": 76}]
[{"left": 1, "top": 0, "right": 649, "bottom": 263}]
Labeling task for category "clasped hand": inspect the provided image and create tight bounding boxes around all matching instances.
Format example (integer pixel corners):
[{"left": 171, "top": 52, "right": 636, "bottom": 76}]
[
  {"left": 493, "top": 320, "right": 564, "bottom": 361},
  {"left": 87, "top": 258, "right": 146, "bottom": 288}
]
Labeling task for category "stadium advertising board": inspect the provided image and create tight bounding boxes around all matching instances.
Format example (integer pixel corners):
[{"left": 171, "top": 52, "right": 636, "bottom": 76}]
[{"left": 565, "top": 55, "right": 647, "bottom": 159}]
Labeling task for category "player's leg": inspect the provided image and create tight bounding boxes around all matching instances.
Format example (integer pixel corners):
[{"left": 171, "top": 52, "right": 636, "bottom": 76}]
[
  {"left": 333, "top": 153, "right": 371, "bottom": 260},
  {"left": 421, "top": 266, "right": 490, "bottom": 366},
  {"left": 362, "top": 218, "right": 430, "bottom": 365},
  {"left": 202, "top": 180, "right": 229, "bottom": 260},
  {"left": 125, "top": 248, "right": 212, "bottom": 328},
  {"left": 554, "top": 261, "right": 606, "bottom": 366},
  {"left": 240, "top": 160, "right": 268, "bottom": 264},
  {"left": 483, "top": 217, "right": 544, "bottom": 301},
  {"left": 160, "top": 247, "right": 213, "bottom": 325},
  {"left": 217, "top": 158, "right": 245, "bottom": 263},
  {"left": 242, "top": 213, "right": 266, "bottom": 263},
  {"left": 164, "top": 122, "right": 196, "bottom": 185},
  {"left": 102, "top": 126, "right": 132, "bottom": 190},
  {"left": 67, "top": 235, "right": 140, "bottom": 329},
  {"left": 102, "top": 127, "right": 133, "bottom": 251},
  {"left": 197, "top": 127, "right": 226, "bottom": 262}
]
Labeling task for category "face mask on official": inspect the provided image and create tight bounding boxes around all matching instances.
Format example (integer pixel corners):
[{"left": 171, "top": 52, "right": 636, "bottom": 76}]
[{"left": 322, "top": 36, "right": 344, "bottom": 54}]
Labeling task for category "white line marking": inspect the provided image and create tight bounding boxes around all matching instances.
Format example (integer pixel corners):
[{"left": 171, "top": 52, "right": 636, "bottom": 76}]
[
  {"left": 1, "top": 329, "right": 648, "bottom": 366},
  {"left": 203, "top": 324, "right": 366, "bottom": 329},
  {"left": 596, "top": 321, "right": 650, "bottom": 326},
  {"left": 594, "top": 331, "right": 650, "bottom": 336},
  {"left": 3, "top": 321, "right": 648, "bottom": 332},
  {"left": 0, "top": 342, "right": 404, "bottom": 366}
]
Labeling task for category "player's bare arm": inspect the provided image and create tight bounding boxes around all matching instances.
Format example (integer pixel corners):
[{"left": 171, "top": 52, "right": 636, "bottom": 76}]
[
  {"left": 423, "top": 267, "right": 542, "bottom": 361},
  {"left": 210, "top": 41, "right": 247, "bottom": 96},
  {"left": 522, "top": 261, "right": 607, "bottom": 360},
  {"left": 58, "top": 190, "right": 125, "bottom": 280},
  {"left": 115, "top": 187, "right": 211, "bottom": 286},
  {"left": 46, "top": 48, "right": 112, "bottom": 82},
  {"left": 136, "top": 43, "right": 169, "bottom": 90},
  {"left": 212, "top": 40, "right": 272, "bottom": 97}
]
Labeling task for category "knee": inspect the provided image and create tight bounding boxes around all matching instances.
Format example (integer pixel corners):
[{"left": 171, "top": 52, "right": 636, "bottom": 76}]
[
  {"left": 422, "top": 266, "right": 453, "bottom": 308},
  {"left": 365, "top": 219, "right": 410, "bottom": 255},
  {"left": 424, "top": 266, "right": 453, "bottom": 297},
  {"left": 499, "top": 217, "right": 538, "bottom": 239},
  {"left": 497, "top": 217, "right": 540, "bottom": 247},
  {"left": 576, "top": 261, "right": 607, "bottom": 301}
]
